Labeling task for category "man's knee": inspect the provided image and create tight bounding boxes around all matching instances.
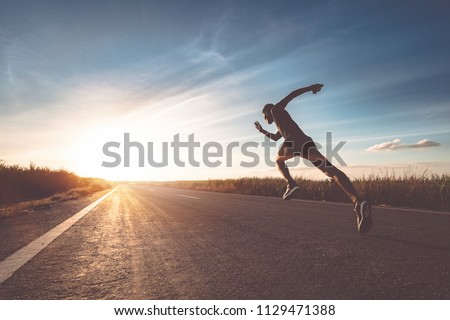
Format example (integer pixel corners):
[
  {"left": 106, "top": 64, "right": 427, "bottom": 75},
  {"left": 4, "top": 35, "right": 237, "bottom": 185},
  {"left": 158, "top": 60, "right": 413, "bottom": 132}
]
[{"left": 275, "top": 156, "right": 285, "bottom": 167}]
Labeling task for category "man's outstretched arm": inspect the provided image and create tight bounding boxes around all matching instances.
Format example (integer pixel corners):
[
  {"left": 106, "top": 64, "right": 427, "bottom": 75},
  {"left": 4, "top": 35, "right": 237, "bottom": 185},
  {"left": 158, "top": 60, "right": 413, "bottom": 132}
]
[
  {"left": 254, "top": 121, "right": 282, "bottom": 141},
  {"left": 276, "top": 83, "right": 324, "bottom": 110}
]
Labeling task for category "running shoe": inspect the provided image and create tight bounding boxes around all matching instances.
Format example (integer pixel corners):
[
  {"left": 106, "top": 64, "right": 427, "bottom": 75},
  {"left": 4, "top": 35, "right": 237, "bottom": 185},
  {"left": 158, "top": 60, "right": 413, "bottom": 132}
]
[
  {"left": 283, "top": 185, "right": 300, "bottom": 200},
  {"left": 354, "top": 200, "right": 372, "bottom": 233}
]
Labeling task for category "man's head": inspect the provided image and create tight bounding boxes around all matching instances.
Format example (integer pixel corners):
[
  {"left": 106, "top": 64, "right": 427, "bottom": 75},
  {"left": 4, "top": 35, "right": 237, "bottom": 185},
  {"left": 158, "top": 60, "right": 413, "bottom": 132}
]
[{"left": 262, "top": 103, "right": 274, "bottom": 124}]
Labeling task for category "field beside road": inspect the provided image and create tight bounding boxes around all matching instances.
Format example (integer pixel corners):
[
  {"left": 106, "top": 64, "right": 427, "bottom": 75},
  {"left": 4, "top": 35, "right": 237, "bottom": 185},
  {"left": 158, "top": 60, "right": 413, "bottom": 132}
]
[{"left": 0, "top": 162, "right": 113, "bottom": 216}]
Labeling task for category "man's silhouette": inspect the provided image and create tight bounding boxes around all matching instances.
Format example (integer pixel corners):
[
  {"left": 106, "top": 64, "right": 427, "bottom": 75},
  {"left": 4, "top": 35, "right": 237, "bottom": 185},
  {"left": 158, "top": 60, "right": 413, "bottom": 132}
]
[{"left": 255, "top": 84, "right": 372, "bottom": 233}]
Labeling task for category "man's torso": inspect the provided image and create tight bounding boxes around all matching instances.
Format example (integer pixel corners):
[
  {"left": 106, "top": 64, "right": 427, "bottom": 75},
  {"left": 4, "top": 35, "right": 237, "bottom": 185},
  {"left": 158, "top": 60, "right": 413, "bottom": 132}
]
[{"left": 271, "top": 105, "right": 307, "bottom": 140}]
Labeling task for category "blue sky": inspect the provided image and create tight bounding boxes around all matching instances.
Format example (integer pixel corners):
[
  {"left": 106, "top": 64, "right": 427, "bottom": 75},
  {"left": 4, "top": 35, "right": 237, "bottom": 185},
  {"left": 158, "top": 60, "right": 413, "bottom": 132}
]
[{"left": 1, "top": 0, "right": 449, "bottom": 180}]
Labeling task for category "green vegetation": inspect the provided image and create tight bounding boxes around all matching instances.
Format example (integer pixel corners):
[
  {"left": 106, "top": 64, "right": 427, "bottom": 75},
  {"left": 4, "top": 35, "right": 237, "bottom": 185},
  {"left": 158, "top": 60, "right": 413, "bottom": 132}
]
[
  {"left": 0, "top": 161, "right": 113, "bottom": 211},
  {"left": 153, "top": 172, "right": 450, "bottom": 211}
]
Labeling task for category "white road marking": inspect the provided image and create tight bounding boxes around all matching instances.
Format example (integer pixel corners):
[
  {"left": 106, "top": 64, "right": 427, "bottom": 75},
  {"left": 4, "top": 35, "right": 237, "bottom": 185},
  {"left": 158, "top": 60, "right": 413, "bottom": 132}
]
[
  {"left": 178, "top": 194, "right": 201, "bottom": 200},
  {"left": 0, "top": 186, "right": 119, "bottom": 285}
]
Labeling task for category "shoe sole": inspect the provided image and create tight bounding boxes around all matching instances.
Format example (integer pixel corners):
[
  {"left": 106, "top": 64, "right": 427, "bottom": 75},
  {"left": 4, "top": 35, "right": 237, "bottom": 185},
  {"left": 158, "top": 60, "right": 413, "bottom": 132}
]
[
  {"left": 358, "top": 201, "right": 372, "bottom": 233},
  {"left": 283, "top": 187, "right": 300, "bottom": 200}
]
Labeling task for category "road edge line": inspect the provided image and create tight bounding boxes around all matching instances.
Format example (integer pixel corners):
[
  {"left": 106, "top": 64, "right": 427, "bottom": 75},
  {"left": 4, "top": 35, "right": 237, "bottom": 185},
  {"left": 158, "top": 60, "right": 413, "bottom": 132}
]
[{"left": 0, "top": 185, "right": 119, "bottom": 285}]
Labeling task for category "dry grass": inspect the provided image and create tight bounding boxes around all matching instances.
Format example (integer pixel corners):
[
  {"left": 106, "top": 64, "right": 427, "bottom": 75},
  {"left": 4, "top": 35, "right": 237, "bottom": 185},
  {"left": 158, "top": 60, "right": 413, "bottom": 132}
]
[
  {"left": 0, "top": 161, "right": 114, "bottom": 216},
  {"left": 152, "top": 171, "right": 450, "bottom": 211}
]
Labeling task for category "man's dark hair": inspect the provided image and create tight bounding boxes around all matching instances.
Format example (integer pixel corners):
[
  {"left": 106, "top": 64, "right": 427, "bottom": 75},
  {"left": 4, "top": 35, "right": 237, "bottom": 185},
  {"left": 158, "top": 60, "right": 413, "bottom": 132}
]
[{"left": 262, "top": 103, "right": 274, "bottom": 114}]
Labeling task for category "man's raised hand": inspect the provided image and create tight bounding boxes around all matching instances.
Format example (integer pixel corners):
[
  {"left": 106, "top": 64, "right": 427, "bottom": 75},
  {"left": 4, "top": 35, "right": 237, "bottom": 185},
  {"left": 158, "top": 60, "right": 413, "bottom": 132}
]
[{"left": 311, "top": 83, "right": 324, "bottom": 94}]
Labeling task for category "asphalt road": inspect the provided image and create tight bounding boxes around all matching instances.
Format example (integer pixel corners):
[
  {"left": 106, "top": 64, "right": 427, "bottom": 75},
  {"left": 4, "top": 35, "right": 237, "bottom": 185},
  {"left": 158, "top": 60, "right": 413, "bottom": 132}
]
[{"left": 0, "top": 184, "right": 449, "bottom": 299}]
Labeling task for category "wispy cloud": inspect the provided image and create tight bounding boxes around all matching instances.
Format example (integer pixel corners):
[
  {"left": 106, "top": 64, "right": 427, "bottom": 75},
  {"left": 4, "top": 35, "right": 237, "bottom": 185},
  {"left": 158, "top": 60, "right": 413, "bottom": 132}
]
[{"left": 367, "top": 139, "right": 441, "bottom": 152}]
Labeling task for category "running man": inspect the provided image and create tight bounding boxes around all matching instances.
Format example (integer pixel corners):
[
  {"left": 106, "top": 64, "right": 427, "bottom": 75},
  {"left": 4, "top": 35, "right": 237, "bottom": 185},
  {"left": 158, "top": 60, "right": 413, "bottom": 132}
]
[{"left": 254, "top": 84, "right": 372, "bottom": 233}]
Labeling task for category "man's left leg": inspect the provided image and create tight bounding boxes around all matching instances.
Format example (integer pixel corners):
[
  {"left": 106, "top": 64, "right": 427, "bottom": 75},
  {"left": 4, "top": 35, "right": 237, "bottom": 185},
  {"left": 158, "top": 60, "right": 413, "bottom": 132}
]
[
  {"left": 276, "top": 143, "right": 300, "bottom": 200},
  {"left": 307, "top": 149, "right": 358, "bottom": 204},
  {"left": 304, "top": 148, "right": 372, "bottom": 233}
]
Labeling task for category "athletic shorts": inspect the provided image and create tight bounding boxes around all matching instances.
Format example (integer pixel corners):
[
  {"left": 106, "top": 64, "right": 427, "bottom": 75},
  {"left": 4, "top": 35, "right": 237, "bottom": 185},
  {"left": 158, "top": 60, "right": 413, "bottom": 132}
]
[{"left": 279, "top": 136, "right": 316, "bottom": 157}]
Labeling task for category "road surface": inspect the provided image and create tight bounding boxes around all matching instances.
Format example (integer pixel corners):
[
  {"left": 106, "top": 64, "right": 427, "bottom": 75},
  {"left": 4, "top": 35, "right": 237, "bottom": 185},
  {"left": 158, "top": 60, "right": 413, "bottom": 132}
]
[{"left": 0, "top": 184, "right": 449, "bottom": 299}]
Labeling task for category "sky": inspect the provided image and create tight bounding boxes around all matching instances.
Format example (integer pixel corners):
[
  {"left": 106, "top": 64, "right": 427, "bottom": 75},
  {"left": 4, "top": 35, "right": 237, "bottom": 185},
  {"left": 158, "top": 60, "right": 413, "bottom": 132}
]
[{"left": 1, "top": 0, "right": 450, "bottom": 181}]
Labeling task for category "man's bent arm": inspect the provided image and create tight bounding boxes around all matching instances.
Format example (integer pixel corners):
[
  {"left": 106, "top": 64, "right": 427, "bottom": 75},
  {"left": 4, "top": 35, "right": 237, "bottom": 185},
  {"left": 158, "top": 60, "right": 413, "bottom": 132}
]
[{"left": 276, "top": 84, "right": 323, "bottom": 110}]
